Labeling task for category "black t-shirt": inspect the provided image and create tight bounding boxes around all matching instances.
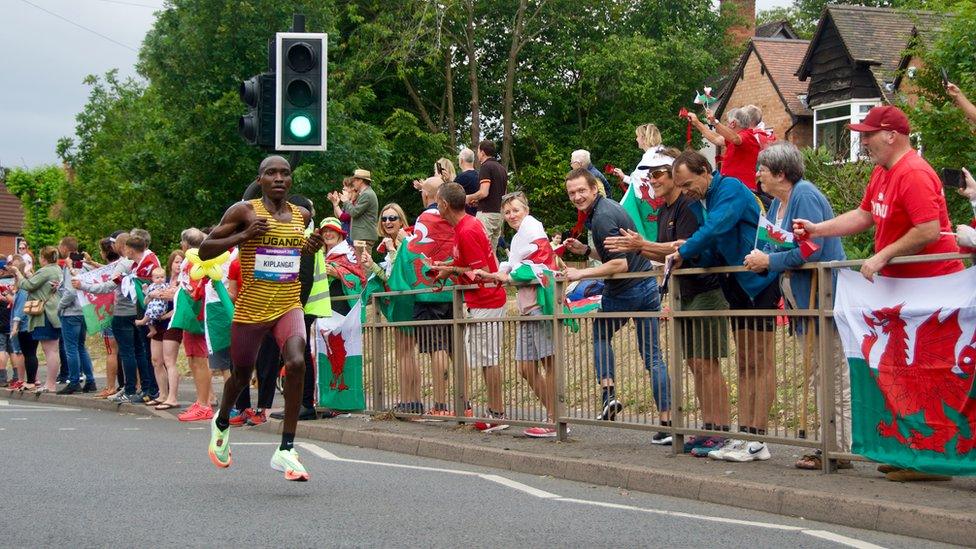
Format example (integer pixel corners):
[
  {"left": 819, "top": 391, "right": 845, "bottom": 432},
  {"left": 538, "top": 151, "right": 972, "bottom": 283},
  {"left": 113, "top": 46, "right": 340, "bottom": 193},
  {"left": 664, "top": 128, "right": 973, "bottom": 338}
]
[
  {"left": 587, "top": 195, "right": 652, "bottom": 294},
  {"left": 657, "top": 194, "right": 720, "bottom": 299},
  {"left": 455, "top": 169, "right": 480, "bottom": 216},
  {"left": 477, "top": 158, "right": 508, "bottom": 213}
]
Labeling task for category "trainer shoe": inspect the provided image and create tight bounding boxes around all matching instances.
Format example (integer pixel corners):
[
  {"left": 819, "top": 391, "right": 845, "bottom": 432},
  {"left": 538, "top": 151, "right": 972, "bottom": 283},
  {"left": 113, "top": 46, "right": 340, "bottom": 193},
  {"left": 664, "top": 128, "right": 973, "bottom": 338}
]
[
  {"left": 114, "top": 393, "right": 139, "bottom": 404},
  {"left": 523, "top": 427, "right": 558, "bottom": 438},
  {"left": 228, "top": 408, "right": 247, "bottom": 427},
  {"left": 82, "top": 380, "right": 97, "bottom": 393},
  {"left": 270, "top": 448, "right": 309, "bottom": 481},
  {"left": 178, "top": 403, "right": 214, "bottom": 422},
  {"left": 723, "top": 441, "right": 771, "bottom": 462},
  {"left": 108, "top": 389, "right": 126, "bottom": 402},
  {"left": 474, "top": 411, "right": 509, "bottom": 433},
  {"left": 246, "top": 409, "right": 267, "bottom": 426},
  {"left": 707, "top": 438, "right": 745, "bottom": 460},
  {"left": 208, "top": 417, "right": 232, "bottom": 468},
  {"left": 651, "top": 431, "right": 673, "bottom": 445},
  {"left": 596, "top": 399, "right": 623, "bottom": 421}
]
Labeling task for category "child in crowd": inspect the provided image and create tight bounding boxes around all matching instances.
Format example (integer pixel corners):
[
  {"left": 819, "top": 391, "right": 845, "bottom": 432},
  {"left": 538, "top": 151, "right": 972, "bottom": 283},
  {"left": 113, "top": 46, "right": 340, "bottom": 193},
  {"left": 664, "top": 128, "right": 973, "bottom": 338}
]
[{"left": 136, "top": 267, "right": 169, "bottom": 337}]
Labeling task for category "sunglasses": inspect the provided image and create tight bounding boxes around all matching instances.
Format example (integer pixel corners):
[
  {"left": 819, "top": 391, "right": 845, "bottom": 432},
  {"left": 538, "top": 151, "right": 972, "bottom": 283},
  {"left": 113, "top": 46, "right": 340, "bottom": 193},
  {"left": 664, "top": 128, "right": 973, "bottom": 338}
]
[
  {"left": 649, "top": 168, "right": 671, "bottom": 179},
  {"left": 381, "top": 215, "right": 400, "bottom": 222}
]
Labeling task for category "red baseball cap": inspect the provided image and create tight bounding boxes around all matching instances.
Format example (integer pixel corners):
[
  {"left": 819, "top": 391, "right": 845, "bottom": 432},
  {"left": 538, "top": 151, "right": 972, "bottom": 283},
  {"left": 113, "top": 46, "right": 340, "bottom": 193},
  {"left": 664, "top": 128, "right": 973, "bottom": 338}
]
[{"left": 847, "top": 105, "right": 910, "bottom": 135}]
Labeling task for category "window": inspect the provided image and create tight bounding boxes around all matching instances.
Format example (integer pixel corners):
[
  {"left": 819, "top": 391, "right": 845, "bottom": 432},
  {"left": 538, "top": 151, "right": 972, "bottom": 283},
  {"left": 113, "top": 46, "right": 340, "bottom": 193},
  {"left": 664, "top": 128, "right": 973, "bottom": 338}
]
[{"left": 813, "top": 100, "right": 880, "bottom": 162}]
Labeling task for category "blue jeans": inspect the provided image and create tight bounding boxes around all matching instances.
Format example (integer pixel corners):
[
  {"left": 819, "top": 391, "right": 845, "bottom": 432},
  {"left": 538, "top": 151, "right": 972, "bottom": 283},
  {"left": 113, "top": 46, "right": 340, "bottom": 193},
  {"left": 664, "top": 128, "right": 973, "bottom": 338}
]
[
  {"left": 594, "top": 277, "right": 670, "bottom": 412},
  {"left": 113, "top": 315, "right": 157, "bottom": 397},
  {"left": 60, "top": 315, "right": 95, "bottom": 385}
]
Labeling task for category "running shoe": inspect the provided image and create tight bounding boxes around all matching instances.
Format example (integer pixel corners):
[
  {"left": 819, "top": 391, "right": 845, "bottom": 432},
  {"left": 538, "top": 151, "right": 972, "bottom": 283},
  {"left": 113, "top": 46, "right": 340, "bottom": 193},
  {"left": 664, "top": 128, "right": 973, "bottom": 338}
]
[
  {"left": 208, "top": 417, "right": 232, "bottom": 468},
  {"left": 708, "top": 438, "right": 746, "bottom": 460},
  {"left": 270, "top": 448, "right": 309, "bottom": 481},
  {"left": 114, "top": 393, "right": 138, "bottom": 404},
  {"left": 523, "top": 427, "right": 557, "bottom": 438},
  {"left": 246, "top": 409, "right": 267, "bottom": 426},
  {"left": 596, "top": 399, "right": 623, "bottom": 421},
  {"left": 474, "top": 412, "right": 509, "bottom": 433},
  {"left": 7, "top": 380, "right": 24, "bottom": 391},
  {"left": 178, "top": 403, "right": 214, "bottom": 422},
  {"left": 108, "top": 389, "right": 126, "bottom": 402},
  {"left": 228, "top": 408, "right": 247, "bottom": 427},
  {"left": 651, "top": 431, "right": 673, "bottom": 445},
  {"left": 723, "top": 441, "right": 771, "bottom": 462}
]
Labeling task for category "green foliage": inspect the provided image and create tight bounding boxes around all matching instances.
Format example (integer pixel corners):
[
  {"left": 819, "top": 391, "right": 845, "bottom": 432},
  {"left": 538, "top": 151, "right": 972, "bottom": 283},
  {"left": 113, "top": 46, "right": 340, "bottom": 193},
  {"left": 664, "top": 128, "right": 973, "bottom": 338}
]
[
  {"left": 802, "top": 148, "right": 876, "bottom": 259},
  {"left": 5, "top": 165, "right": 66, "bottom": 249},
  {"left": 757, "top": 0, "right": 965, "bottom": 39}
]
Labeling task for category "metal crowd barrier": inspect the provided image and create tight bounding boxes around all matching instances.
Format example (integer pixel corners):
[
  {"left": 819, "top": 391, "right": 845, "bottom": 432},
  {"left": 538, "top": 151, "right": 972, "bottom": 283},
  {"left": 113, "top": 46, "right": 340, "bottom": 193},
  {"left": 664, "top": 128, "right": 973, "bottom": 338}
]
[{"left": 353, "top": 252, "right": 971, "bottom": 474}]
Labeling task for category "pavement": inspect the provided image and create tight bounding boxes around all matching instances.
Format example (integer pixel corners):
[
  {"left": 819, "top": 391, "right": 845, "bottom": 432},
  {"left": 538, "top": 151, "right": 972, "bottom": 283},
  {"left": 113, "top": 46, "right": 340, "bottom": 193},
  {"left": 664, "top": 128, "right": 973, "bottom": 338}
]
[
  {"left": 0, "top": 394, "right": 957, "bottom": 548},
  {"left": 3, "top": 381, "right": 975, "bottom": 546}
]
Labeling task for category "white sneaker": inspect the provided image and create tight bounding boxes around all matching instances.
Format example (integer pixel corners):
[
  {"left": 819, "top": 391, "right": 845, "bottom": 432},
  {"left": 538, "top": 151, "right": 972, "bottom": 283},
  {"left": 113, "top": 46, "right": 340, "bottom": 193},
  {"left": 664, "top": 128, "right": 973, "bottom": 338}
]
[
  {"left": 724, "top": 441, "right": 771, "bottom": 462},
  {"left": 108, "top": 389, "right": 126, "bottom": 402},
  {"left": 707, "top": 438, "right": 745, "bottom": 460}
]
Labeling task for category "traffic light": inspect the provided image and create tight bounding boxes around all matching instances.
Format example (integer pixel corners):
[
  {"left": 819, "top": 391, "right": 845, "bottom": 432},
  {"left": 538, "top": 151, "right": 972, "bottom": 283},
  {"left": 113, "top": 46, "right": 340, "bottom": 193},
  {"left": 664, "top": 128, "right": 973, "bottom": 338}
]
[
  {"left": 275, "top": 32, "right": 327, "bottom": 151},
  {"left": 238, "top": 73, "right": 275, "bottom": 147}
]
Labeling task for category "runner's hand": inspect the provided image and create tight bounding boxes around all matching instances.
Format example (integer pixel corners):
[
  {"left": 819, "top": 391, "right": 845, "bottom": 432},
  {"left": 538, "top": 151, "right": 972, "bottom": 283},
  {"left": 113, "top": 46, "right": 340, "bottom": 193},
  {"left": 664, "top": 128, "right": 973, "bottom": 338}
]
[
  {"left": 305, "top": 231, "right": 324, "bottom": 253},
  {"left": 244, "top": 217, "right": 269, "bottom": 239}
]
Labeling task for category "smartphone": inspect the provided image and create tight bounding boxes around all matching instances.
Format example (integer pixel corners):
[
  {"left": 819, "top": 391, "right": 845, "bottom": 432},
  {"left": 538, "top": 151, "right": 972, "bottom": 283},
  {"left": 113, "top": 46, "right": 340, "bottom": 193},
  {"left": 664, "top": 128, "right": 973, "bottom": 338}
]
[
  {"left": 660, "top": 256, "right": 675, "bottom": 296},
  {"left": 941, "top": 167, "right": 964, "bottom": 189},
  {"left": 941, "top": 67, "right": 950, "bottom": 88}
]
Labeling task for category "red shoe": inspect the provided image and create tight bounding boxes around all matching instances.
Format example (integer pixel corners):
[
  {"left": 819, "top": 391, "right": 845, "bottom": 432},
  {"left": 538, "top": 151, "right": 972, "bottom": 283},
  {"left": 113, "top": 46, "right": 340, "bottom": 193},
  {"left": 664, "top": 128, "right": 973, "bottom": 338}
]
[
  {"left": 229, "top": 408, "right": 251, "bottom": 427},
  {"left": 246, "top": 409, "right": 267, "bottom": 426},
  {"left": 178, "top": 403, "right": 214, "bottom": 422},
  {"left": 7, "top": 380, "right": 24, "bottom": 390}
]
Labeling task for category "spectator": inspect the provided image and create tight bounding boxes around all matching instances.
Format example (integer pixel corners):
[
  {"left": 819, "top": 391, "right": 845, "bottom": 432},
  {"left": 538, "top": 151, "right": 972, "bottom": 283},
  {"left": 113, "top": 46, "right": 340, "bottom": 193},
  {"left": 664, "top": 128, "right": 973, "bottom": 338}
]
[
  {"left": 55, "top": 236, "right": 96, "bottom": 395},
  {"left": 436, "top": 182, "right": 509, "bottom": 432},
  {"left": 175, "top": 228, "right": 217, "bottom": 421},
  {"left": 474, "top": 192, "right": 558, "bottom": 438},
  {"left": 688, "top": 106, "right": 767, "bottom": 194},
  {"left": 667, "top": 150, "right": 780, "bottom": 462},
  {"left": 7, "top": 255, "right": 35, "bottom": 390},
  {"left": 0, "top": 265, "right": 15, "bottom": 387},
  {"left": 946, "top": 81, "right": 976, "bottom": 126},
  {"left": 144, "top": 250, "right": 185, "bottom": 410},
  {"left": 12, "top": 246, "right": 62, "bottom": 394},
  {"left": 15, "top": 240, "right": 34, "bottom": 274},
  {"left": 329, "top": 177, "right": 357, "bottom": 242},
  {"left": 455, "top": 147, "right": 480, "bottom": 216},
  {"left": 742, "top": 142, "right": 850, "bottom": 470},
  {"left": 605, "top": 148, "right": 730, "bottom": 451},
  {"left": 563, "top": 167, "right": 671, "bottom": 430},
  {"left": 92, "top": 237, "right": 122, "bottom": 398},
  {"left": 795, "top": 106, "right": 964, "bottom": 481},
  {"left": 610, "top": 123, "right": 664, "bottom": 194},
  {"left": 571, "top": 149, "right": 612, "bottom": 199},
  {"left": 435, "top": 157, "right": 456, "bottom": 184},
  {"left": 466, "top": 140, "right": 508, "bottom": 251},
  {"left": 342, "top": 169, "right": 379, "bottom": 247}
]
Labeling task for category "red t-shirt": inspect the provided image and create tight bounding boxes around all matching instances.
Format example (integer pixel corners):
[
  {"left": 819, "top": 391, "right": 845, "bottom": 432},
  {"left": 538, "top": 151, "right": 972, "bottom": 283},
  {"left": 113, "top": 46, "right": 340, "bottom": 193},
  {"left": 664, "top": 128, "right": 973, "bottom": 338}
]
[
  {"left": 858, "top": 152, "right": 963, "bottom": 278},
  {"left": 453, "top": 214, "right": 506, "bottom": 309},
  {"left": 135, "top": 250, "right": 161, "bottom": 279},
  {"left": 227, "top": 258, "right": 243, "bottom": 287},
  {"left": 720, "top": 128, "right": 761, "bottom": 191}
]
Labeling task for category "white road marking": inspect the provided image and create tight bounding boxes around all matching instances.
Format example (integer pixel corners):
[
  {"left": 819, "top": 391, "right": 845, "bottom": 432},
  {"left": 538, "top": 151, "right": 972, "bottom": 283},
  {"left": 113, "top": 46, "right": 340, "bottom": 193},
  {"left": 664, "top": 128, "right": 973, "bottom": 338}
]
[
  {"left": 298, "top": 442, "right": 883, "bottom": 547},
  {"left": 9, "top": 418, "right": 26, "bottom": 421},
  {"left": 234, "top": 442, "right": 279, "bottom": 446},
  {"left": 59, "top": 428, "right": 76, "bottom": 431},
  {"left": 123, "top": 427, "right": 140, "bottom": 431},
  {"left": 187, "top": 427, "right": 205, "bottom": 430},
  {"left": 0, "top": 400, "right": 9, "bottom": 406}
]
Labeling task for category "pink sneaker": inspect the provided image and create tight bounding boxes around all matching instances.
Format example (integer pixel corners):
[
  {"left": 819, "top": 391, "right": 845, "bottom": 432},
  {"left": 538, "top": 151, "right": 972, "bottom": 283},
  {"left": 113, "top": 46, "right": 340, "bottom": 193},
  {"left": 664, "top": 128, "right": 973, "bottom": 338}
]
[
  {"left": 178, "top": 403, "right": 214, "bottom": 422},
  {"left": 523, "top": 427, "right": 557, "bottom": 438}
]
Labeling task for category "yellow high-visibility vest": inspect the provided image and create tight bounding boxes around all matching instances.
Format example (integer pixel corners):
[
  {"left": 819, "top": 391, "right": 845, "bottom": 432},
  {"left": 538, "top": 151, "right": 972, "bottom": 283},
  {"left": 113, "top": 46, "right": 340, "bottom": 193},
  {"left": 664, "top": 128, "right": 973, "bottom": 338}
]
[{"left": 303, "top": 251, "right": 333, "bottom": 317}]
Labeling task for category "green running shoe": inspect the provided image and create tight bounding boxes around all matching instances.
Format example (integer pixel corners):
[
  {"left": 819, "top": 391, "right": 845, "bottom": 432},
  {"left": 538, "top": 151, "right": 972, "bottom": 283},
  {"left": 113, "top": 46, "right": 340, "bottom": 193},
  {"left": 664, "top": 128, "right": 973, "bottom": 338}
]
[
  {"left": 208, "top": 416, "right": 232, "bottom": 468},
  {"left": 270, "top": 447, "right": 309, "bottom": 481}
]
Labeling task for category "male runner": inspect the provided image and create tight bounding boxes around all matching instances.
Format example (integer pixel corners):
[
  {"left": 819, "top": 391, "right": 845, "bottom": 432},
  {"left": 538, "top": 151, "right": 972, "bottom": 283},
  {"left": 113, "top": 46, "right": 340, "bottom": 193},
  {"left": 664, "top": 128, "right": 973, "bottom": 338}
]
[{"left": 199, "top": 155, "right": 323, "bottom": 481}]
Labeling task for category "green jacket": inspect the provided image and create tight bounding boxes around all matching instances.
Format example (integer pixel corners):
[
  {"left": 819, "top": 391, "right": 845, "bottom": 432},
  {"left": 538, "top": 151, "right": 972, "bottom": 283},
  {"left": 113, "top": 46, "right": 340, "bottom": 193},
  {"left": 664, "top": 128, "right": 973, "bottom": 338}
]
[
  {"left": 344, "top": 185, "right": 378, "bottom": 242},
  {"left": 18, "top": 263, "right": 63, "bottom": 331}
]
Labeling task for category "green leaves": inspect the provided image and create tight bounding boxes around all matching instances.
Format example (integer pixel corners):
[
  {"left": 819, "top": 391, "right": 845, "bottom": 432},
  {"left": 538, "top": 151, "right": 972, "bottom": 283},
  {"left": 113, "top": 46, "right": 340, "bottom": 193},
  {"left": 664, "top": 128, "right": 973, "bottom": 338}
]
[{"left": 5, "top": 166, "right": 66, "bottom": 250}]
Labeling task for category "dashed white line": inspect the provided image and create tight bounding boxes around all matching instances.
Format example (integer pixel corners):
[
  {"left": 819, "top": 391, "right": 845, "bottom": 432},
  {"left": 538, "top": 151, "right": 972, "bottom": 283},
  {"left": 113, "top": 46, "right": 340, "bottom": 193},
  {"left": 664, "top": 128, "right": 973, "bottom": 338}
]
[
  {"left": 123, "top": 427, "right": 140, "bottom": 431},
  {"left": 59, "top": 428, "right": 76, "bottom": 431},
  {"left": 802, "top": 529, "right": 886, "bottom": 549},
  {"left": 234, "top": 442, "right": 279, "bottom": 446}
]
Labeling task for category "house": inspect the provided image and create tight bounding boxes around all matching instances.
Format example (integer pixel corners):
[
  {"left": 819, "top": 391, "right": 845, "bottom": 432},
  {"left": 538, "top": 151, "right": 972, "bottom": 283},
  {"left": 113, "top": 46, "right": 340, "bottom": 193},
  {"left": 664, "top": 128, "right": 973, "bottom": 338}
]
[
  {"left": 795, "top": 5, "right": 947, "bottom": 161},
  {"left": 715, "top": 36, "right": 813, "bottom": 147},
  {"left": 0, "top": 178, "right": 25, "bottom": 259}
]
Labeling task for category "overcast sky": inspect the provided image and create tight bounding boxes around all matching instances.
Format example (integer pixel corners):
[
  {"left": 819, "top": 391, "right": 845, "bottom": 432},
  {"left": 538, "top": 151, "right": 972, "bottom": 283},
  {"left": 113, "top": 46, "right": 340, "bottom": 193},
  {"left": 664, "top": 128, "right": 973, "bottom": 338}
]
[{"left": 1, "top": 0, "right": 792, "bottom": 169}]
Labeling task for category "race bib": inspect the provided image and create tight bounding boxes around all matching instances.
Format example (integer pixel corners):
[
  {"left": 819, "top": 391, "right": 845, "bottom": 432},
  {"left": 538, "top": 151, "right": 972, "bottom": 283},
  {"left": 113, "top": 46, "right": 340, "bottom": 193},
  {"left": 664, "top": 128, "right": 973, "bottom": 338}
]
[{"left": 254, "top": 247, "right": 300, "bottom": 282}]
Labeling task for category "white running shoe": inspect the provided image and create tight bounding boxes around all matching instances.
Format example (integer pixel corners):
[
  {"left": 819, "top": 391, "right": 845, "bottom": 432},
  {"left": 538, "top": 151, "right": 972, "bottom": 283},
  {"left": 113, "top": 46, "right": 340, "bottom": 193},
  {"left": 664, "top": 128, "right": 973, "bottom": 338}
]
[
  {"left": 707, "top": 438, "right": 745, "bottom": 460},
  {"left": 724, "top": 441, "right": 771, "bottom": 462}
]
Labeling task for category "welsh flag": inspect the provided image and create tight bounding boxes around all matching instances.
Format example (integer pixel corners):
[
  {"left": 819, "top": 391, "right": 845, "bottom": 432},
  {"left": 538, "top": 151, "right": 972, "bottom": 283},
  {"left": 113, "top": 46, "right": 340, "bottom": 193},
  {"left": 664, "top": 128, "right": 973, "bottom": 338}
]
[
  {"left": 169, "top": 286, "right": 204, "bottom": 334},
  {"left": 562, "top": 294, "right": 603, "bottom": 333},
  {"left": 325, "top": 241, "right": 366, "bottom": 301},
  {"left": 388, "top": 208, "right": 456, "bottom": 304},
  {"left": 834, "top": 268, "right": 976, "bottom": 476},
  {"left": 620, "top": 175, "right": 664, "bottom": 243},
  {"left": 203, "top": 280, "right": 234, "bottom": 354},
  {"left": 756, "top": 216, "right": 796, "bottom": 249},
  {"left": 314, "top": 301, "right": 365, "bottom": 411},
  {"left": 503, "top": 215, "right": 556, "bottom": 315},
  {"left": 76, "top": 264, "right": 116, "bottom": 335}
]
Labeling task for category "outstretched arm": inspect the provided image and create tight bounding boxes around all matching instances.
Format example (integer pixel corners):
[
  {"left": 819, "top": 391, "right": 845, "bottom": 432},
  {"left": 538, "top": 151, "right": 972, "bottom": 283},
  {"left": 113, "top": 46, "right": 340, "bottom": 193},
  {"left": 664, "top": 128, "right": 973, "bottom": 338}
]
[{"left": 199, "top": 202, "right": 264, "bottom": 260}]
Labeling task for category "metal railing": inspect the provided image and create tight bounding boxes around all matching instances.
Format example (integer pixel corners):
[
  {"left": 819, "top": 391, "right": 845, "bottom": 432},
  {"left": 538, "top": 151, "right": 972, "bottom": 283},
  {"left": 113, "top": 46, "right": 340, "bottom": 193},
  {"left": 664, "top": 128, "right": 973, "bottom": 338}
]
[{"left": 350, "top": 252, "right": 970, "bottom": 473}]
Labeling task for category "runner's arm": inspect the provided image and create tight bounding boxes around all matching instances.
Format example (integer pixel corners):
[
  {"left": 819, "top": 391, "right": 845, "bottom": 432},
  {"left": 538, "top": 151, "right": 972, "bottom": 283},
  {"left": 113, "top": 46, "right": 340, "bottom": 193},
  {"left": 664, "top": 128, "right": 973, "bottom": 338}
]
[{"left": 199, "top": 202, "right": 263, "bottom": 260}]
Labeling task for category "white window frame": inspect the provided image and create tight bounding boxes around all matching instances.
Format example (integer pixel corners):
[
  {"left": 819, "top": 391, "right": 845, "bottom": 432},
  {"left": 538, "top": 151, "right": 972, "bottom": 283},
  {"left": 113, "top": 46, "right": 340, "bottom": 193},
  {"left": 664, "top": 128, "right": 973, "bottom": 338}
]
[{"left": 813, "top": 99, "right": 881, "bottom": 162}]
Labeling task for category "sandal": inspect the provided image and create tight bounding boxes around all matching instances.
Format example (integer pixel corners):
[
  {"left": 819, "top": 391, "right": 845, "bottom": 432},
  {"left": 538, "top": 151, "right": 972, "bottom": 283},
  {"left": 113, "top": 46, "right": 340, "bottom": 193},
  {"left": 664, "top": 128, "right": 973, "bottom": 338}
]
[
  {"left": 145, "top": 399, "right": 163, "bottom": 406},
  {"left": 154, "top": 403, "right": 179, "bottom": 410},
  {"left": 795, "top": 454, "right": 821, "bottom": 470}
]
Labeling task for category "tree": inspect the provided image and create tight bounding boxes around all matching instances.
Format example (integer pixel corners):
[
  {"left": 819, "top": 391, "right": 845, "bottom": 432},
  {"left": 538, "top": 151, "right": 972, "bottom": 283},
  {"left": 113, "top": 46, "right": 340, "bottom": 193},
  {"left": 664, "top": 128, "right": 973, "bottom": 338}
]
[{"left": 5, "top": 165, "right": 66, "bottom": 250}]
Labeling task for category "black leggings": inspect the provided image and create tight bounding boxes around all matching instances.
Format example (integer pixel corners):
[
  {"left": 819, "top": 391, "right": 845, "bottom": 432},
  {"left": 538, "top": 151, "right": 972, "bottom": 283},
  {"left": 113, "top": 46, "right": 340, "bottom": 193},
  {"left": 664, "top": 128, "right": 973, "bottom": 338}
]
[{"left": 18, "top": 332, "right": 39, "bottom": 383}]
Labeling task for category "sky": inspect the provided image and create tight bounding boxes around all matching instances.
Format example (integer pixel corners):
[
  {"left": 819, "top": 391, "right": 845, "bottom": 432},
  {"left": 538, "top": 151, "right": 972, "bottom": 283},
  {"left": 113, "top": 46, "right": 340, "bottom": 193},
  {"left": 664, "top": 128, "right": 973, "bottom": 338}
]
[{"left": 0, "top": 0, "right": 792, "bottom": 169}]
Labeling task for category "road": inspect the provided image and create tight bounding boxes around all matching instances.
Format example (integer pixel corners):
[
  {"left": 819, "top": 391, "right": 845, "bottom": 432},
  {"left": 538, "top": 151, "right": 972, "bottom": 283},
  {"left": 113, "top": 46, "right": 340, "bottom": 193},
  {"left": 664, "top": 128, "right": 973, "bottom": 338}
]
[{"left": 0, "top": 398, "right": 954, "bottom": 548}]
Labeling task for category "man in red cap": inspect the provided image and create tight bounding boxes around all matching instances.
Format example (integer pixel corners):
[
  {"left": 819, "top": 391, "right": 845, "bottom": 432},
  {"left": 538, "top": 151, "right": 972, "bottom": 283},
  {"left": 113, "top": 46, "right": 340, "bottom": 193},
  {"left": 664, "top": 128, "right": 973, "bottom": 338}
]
[{"left": 795, "top": 105, "right": 963, "bottom": 281}]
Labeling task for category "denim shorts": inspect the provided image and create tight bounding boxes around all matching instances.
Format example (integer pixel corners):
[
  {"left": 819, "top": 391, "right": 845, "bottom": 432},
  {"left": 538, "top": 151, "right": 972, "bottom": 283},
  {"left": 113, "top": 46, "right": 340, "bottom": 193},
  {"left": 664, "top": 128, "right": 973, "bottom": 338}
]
[
  {"left": 31, "top": 323, "right": 60, "bottom": 341},
  {"left": 9, "top": 331, "right": 22, "bottom": 354}
]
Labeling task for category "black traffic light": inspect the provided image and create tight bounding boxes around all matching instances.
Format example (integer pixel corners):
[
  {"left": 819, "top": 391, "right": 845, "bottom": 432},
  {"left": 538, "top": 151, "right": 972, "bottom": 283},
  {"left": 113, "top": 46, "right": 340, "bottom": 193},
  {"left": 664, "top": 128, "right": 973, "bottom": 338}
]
[
  {"left": 238, "top": 73, "right": 275, "bottom": 147},
  {"left": 275, "top": 32, "right": 327, "bottom": 151}
]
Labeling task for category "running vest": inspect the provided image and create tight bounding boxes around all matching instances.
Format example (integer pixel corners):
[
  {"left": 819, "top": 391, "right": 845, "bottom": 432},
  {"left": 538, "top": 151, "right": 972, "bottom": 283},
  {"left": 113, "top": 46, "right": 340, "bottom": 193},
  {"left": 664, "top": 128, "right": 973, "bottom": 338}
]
[
  {"left": 303, "top": 250, "right": 333, "bottom": 317},
  {"left": 234, "top": 199, "right": 306, "bottom": 324}
]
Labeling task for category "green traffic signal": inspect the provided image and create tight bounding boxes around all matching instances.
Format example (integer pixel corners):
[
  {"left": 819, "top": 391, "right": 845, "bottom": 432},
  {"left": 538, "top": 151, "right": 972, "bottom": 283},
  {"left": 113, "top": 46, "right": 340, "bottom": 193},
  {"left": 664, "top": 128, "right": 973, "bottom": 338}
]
[{"left": 288, "top": 114, "right": 313, "bottom": 140}]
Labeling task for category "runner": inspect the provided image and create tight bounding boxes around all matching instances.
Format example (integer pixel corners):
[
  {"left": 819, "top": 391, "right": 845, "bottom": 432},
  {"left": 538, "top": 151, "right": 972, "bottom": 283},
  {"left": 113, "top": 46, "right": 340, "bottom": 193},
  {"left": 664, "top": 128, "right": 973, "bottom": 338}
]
[{"left": 199, "top": 155, "right": 324, "bottom": 481}]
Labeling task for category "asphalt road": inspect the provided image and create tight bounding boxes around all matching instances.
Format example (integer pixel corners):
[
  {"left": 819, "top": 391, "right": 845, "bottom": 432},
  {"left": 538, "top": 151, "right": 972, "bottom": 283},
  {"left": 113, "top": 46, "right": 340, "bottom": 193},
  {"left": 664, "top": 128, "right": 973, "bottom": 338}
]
[{"left": 0, "top": 397, "right": 955, "bottom": 548}]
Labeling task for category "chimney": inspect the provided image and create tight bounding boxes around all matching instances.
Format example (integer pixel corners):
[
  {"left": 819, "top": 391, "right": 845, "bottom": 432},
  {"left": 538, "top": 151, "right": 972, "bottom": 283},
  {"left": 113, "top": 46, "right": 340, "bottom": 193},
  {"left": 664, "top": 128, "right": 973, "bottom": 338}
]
[{"left": 721, "top": 0, "right": 756, "bottom": 48}]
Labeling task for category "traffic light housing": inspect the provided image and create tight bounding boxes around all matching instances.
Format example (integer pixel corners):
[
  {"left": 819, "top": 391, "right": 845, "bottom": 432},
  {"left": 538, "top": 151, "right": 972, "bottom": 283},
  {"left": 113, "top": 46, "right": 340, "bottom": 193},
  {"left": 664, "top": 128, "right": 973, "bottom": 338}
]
[
  {"left": 275, "top": 32, "right": 327, "bottom": 151},
  {"left": 238, "top": 73, "right": 275, "bottom": 147}
]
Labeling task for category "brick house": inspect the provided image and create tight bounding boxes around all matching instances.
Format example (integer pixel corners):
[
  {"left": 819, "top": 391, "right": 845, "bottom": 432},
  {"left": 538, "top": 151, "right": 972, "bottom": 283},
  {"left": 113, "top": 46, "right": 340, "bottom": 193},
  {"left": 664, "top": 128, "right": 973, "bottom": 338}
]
[
  {"left": 795, "top": 5, "right": 947, "bottom": 162},
  {"left": 0, "top": 178, "right": 25, "bottom": 259}
]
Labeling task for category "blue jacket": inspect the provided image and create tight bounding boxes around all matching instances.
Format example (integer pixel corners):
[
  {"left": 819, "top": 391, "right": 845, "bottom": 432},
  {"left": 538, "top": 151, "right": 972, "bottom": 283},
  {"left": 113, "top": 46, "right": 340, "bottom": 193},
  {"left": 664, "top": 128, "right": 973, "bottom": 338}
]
[
  {"left": 679, "top": 171, "right": 777, "bottom": 298},
  {"left": 761, "top": 180, "right": 845, "bottom": 310}
]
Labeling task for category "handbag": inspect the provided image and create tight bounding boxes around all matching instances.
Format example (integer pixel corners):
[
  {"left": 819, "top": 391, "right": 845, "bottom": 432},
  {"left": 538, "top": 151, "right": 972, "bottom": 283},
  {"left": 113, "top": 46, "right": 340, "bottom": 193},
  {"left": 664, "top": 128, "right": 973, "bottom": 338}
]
[{"left": 24, "top": 299, "right": 45, "bottom": 316}]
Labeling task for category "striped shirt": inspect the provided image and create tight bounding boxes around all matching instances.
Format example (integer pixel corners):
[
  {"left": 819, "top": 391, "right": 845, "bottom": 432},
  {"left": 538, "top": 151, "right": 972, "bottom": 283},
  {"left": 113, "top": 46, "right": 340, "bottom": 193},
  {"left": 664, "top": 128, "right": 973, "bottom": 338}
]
[{"left": 234, "top": 199, "right": 306, "bottom": 324}]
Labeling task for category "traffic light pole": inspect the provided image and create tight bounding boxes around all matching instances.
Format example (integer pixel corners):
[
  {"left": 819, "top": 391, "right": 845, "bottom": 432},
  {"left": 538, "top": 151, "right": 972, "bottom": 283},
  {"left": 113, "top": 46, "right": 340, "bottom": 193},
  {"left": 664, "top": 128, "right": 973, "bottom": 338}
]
[{"left": 286, "top": 11, "right": 305, "bottom": 173}]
